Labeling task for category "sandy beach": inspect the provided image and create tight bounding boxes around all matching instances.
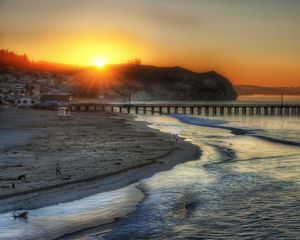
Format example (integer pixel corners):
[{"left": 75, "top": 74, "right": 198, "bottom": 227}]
[{"left": 0, "top": 107, "right": 199, "bottom": 213}]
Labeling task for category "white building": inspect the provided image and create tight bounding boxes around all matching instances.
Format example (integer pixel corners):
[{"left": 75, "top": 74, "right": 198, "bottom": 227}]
[{"left": 15, "top": 98, "right": 39, "bottom": 107}]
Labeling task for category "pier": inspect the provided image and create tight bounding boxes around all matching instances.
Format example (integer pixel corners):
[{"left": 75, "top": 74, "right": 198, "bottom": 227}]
[{"left": 68, "top": 103, "right": 300, "bottom": 116}]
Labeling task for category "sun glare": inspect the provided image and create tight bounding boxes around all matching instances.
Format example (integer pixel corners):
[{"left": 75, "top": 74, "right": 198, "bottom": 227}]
[{"left": 94, "top": 58, "right": 107, "bottom": 67}]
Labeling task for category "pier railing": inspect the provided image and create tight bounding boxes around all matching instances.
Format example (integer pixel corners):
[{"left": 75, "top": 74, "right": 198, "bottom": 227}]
[{"left": 68, "top": 103, "right": 300, "bottom": 116}]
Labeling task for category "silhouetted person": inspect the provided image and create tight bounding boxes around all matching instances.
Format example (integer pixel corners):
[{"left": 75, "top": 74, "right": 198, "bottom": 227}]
[
  {"left": 173, "top": 134, "right": 179, "bottom": 143},
  {"left": 56, "top": 162, "right": 62, "bottom": 175}
]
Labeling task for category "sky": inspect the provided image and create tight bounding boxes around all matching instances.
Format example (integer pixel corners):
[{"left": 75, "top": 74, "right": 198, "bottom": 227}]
[{"left": 0, "top": 0, "right": 299, "bottom": 87}]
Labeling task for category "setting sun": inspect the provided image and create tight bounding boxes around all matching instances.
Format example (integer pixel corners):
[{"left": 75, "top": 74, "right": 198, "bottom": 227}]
[{"left": 94, "top": 58, "right": 107, "bottom": 67}]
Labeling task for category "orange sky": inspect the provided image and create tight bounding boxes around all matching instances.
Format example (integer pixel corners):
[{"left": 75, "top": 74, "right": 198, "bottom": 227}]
[{"left": 1, "top": 0, "right": 299, "bottom": 87}]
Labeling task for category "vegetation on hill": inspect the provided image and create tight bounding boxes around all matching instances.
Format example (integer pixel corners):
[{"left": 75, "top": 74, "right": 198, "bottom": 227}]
[
  {"left": 0, "top": 49, "right": 80, "bottom": 73},
  {"left": 0, "top": 50, "right": 31, "bottom": 69}
]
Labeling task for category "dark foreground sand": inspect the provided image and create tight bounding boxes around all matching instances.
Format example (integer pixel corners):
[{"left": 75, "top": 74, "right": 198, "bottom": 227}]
[{"left": 0, "top": 107, "right": 199, "bottom": 213}]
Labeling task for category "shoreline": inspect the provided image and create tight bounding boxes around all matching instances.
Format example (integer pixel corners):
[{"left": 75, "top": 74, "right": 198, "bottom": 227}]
[
  {"left": 0, "top": 108, "right": 200, "bottom": 213},
  {"left": 0, "top": 140, "right": 199, "bottom": 214}
]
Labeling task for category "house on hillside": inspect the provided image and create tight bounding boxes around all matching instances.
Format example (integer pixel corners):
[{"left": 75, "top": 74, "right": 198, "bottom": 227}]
[
  {"left": 31, "top": 84, "right": 41, "bottom": 98},
  {"left": 0, "top": 83, "right": 27, "bottom": 101}
]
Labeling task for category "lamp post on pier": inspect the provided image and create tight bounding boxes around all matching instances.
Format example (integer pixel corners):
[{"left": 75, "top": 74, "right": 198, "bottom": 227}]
[{"left": 280, "top": 93, "right": 284, "bottom": 116}]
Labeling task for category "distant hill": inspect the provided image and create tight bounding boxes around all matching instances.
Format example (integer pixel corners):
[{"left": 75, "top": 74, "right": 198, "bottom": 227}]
[
  {"left": 234, "top": 85, "right": 300, "bottom": 95},
  {"left": 33, "top": 61, "right": 82, "bottom": 72}
]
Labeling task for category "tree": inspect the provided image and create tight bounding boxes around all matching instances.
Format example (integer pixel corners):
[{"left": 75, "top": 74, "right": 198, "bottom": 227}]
[
  {"left": 127, "top": 58, "right": 142, "bottom": 66},
  {"left": 0, "top": 49, "right": 31, "bottom": 68}
]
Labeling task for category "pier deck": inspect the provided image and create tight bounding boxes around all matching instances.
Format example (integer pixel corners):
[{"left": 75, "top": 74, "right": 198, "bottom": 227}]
[{"left": 68, "top": 103, "right": 300, "bottom": 116}]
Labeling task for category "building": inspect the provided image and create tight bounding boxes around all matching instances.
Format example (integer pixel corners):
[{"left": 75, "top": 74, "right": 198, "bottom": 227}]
[
  {"left": 31, "top": 84, "right": 41, "bottom": 98},
  {"left": 0, "top": 83, "right": 26, "bottom": 93},
  {"left": 15, "top": 97, "right": 39, "bottom": 107},
  {"left": 40, "top": 93, "right": 71, "bottom": 107}
]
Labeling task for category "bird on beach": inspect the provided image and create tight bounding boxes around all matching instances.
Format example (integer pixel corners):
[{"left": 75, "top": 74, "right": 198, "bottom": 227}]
[{"left": 12, "top": 211, "right": 28, "bottom": 219}]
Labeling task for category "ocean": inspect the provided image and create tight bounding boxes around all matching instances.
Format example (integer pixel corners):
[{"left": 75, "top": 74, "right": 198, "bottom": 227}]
[{"left": 0, "top": 95, "right": 299, "bottom": 240}]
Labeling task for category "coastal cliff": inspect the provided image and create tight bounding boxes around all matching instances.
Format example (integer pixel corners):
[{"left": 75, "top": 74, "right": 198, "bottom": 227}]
[{"left": 75, "top": 65, "right": 237, "bottom": 101}]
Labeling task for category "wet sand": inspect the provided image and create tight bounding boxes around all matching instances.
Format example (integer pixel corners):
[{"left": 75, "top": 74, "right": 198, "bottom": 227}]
[{"left": 0, "top": 108, "right": 199, "bottom": 213}]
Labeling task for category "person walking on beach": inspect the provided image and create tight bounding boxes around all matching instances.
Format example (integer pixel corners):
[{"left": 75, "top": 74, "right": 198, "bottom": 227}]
[
  {"left": 173, "top": 134, "right": 179, "bottom": 144},
  {"left": 56, "top": 161, "right": 62, "bottom": 175}
]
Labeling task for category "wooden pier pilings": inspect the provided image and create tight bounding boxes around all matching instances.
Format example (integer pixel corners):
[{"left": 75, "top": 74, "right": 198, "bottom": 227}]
[{"left": 68, "top": 103, "right": 300, "bottom": 117}]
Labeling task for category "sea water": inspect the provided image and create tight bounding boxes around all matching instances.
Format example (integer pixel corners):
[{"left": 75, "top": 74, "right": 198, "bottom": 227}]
[
  {"left": 0, "top": 96, "right": 299, "bottom": 239},
  {"left": 87, "top": 114, "right": 299, "bottom": 240}
]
